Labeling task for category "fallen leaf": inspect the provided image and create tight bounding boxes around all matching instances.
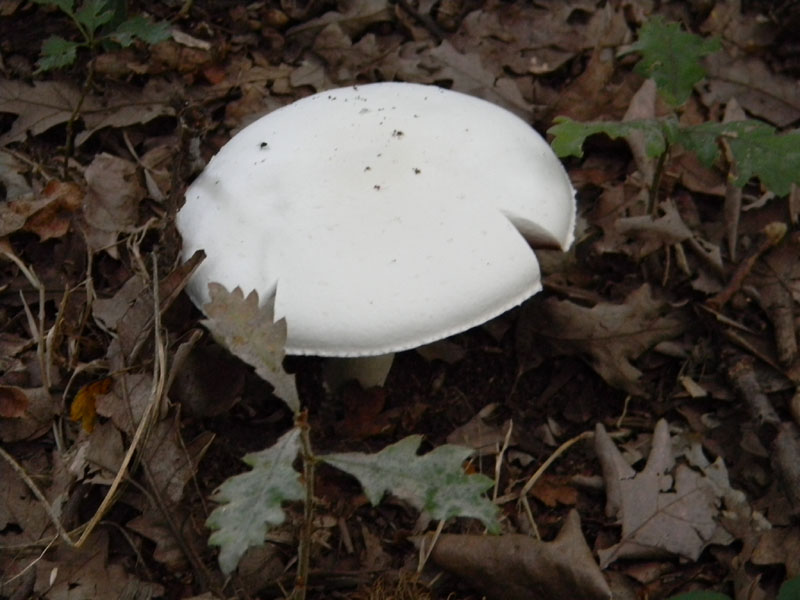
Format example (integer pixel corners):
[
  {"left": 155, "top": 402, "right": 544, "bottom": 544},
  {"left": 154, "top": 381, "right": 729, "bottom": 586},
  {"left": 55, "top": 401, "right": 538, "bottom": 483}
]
[
  {"left": 202, "top": 284, "right": 299, "bottom": 413},
  {"left": 0, "top": 78, "right": 94, "bottom": 144},
  {"left": 0, "top": 384, "right": 28, "bottom": 418},
  {"left": 519, "top": 285, "right": 687, "bottom": 396},
  {"left": 530, "top": 474, "right": 579, "bottom": 508},
  {"left": 23, "top": 180, "right": 83, "bottom": 240},
  {"left": 0, "top": 149, "right": 34, "bottom": 203},
  {"left": 421, "top": 41, "right": 531, "bottom": 118},
  {"left": 428, "top": 510, "right": 611, "bottom": 600},
  {"left": 83, "top": 153, "right": 145, "bottom": 233},
  {"left": 0, "top": 387, "right": 57, "bottom": 442},
  {"left": 94, "top": 373, "right": 152, "bottom": 435},
  {"left": 74, "top": 78, "right": 177, "bottom": 146},
  {"left": 334, "top": 385, "right": 395, "bottom": 440},
  {"left": 31, "top": 530, "right": 164, "bottom": 599},
  {"left": 70, "top": 378, "right": 112, "bottom": 433},
  {"left": 702, "top": 53, "right": 800, "bottom": 128},
  {"left": 141, "top": 413, "right": 213, "bottom": 504},
  {"left": 446, "top": 402, "right": 515, "bottom": 456},
  {"left": 0, "top": 447, "right": 55, "bottom": 547},
  {"left": 595, "top": 420, "right": 734, "bottom": 567}
]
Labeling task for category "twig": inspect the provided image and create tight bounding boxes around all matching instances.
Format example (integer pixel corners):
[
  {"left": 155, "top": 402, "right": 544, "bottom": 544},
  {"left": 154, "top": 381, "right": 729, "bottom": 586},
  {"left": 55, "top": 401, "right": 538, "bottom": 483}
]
[
  {"left": 707, "top": 222, "right": 787, "bottom": 310},
  {"left": 0, "top": 446, "right": 75, "bottom": 546},
  {"left": 518, "top": 431, "right": 595, "bottom": 537},
  {"left": 292, "top": 411, "right": 316, "bottom": 600},
  {"left": 493, "top": 420, "right": 513, "bottom": 502},
  {"left": 417, "top": 520, "right": 445, "bottom": 573}
]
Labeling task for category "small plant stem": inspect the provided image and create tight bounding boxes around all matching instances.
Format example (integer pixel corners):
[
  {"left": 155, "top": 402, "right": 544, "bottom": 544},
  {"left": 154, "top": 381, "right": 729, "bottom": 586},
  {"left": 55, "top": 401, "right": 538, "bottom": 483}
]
[
  {"left": 292, "top": 411, "right": 316, "bottom": 600},
  {"left": 63, "top": 60, "right": 95, "bottom": 177},
  {"left": 648, "top": 140, "right": 669, "bottom": 215}
]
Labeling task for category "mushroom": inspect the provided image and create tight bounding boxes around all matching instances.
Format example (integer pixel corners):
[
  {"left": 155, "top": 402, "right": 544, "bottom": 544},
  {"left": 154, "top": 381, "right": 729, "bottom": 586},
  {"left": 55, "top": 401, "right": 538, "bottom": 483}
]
[{"left": 177, "top": 82, "right": 575, "bottom": 388}]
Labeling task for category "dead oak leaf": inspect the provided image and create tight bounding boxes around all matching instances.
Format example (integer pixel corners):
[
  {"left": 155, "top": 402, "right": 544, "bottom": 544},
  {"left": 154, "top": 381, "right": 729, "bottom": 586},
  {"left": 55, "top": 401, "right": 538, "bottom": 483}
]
[
  {"left": 0, "top": 79, "right": 97, "bottom": 145},
  {"left": 202, "top": 284, "right": 299, "bottom": 413},
  {"left": 520, "top": 284, "right": 686, "bottom": 396},
  {"left": 421, "top": 41, "right": 531, "bottom": 118},
  {"left": 595, "top": 420, "right": 732, "bottom": 568},
  {"left": 428, "top": 510, "right": 611, "bottom": 600}
]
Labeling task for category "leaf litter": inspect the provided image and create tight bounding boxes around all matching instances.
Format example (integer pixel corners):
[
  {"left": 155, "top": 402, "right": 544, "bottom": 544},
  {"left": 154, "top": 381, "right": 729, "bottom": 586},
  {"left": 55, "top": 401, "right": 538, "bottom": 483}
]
[{"left": 1, "top": 0, "right": 800, "bottom": 599}]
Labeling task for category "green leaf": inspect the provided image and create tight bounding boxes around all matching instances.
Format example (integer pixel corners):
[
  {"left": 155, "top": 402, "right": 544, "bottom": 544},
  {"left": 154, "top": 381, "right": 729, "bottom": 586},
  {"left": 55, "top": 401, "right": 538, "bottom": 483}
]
[
  {"left": 548, "top": 117, "right": 667, "bottom": 159},
  {"left": 111, "top": 15, "right": 171, "bottom": 46},
  {"left": 667, "top": 593, "right": 730, "bottom": 600},
  {"left": 323, "top": 435, "right": 499, "bottom": 532},
  {"left": 665, "top": 119, "right": 800, "bottom": 195},
  {"left": 727, "top": 128, "right": 800, "bottom": 196},
  {"left": 36, "top": 36, "right": 80, "bottom": 71},
  {"left": 202, "top": 284, "right": 300, "bottom": 413},
  {"left": 630, "top": 16, "right": 721, "bottom": 106},
  {"left": 206, "top": 428, "right": 304, "bottom": 574},
  {"left": 778, "top": 575, "right": 800, "bottom": 600},
  {"left": 75, "top": 0, "right": 114, "bottom": 33}
]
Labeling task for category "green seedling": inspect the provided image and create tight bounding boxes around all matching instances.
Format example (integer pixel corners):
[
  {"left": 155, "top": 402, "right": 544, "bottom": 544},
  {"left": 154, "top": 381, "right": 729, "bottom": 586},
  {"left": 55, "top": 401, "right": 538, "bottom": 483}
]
[
  {"left": 548, "top": 17, "right": 800, "bottom": 198},
  {"left": 201, "top": 285, "right": 499, "bottom": 599},
  {"left": 668, "top": 574, "right": 800, "bottom": 600},
  {"left": 33, "top": 0, "right": 170, "bottom": 73}
]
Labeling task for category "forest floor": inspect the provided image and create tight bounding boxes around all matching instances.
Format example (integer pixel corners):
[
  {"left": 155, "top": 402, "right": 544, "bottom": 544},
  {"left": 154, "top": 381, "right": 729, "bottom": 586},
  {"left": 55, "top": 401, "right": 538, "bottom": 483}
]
[{"left": 1, "top": 0, "right": 800, "bottom": 599}]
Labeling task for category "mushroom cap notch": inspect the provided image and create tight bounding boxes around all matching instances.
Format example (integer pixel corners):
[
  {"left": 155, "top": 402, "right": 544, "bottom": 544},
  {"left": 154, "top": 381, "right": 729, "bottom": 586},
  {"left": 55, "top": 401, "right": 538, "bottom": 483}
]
[{"left": 178, "top": 82, "right": 576, "bottom": 357}]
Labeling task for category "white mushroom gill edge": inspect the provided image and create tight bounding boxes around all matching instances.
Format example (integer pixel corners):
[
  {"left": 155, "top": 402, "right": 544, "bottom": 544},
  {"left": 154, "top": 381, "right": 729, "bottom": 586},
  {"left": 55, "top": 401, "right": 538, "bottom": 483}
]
[{"left": 177, "top": 82, "right": 576, "bottom": 388}]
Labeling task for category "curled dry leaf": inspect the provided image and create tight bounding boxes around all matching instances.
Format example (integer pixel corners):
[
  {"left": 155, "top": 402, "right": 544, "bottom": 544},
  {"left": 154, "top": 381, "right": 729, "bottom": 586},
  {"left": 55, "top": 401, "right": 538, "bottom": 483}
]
[
  {"left": 519, "top": 284, "right": 687, "bottom": 396},
  {"left": 428, "top": 510, "right": 611, "bottom": 600}
]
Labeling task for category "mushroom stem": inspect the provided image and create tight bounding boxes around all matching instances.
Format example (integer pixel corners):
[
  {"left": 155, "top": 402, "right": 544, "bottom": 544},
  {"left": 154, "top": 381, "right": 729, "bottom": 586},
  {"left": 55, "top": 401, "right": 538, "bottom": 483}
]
[{"left": 323, "top": 354, "right": 396, "bottom": 390}]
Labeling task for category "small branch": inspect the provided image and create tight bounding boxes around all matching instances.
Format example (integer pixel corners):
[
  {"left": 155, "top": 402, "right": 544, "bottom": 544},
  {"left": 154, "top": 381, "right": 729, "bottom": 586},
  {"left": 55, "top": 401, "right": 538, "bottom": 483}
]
[
  {"left": 292, "top": 411, "right": 316, "bottom": 600},
  {"left": 707, "top": 222, "right": 787, "bottom": 310}
]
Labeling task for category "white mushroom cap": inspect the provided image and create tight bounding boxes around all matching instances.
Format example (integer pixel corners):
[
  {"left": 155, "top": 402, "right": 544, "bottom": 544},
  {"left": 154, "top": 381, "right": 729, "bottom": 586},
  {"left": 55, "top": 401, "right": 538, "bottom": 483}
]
[{"left": 178, "top": 82, "right": 575, "bottom": 357}]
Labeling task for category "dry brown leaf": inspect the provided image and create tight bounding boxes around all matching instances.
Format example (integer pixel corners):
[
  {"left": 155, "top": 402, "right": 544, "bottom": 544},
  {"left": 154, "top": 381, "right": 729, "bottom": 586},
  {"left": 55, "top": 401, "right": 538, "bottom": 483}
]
[
  {"left": 750, "top": 525, "right": 800, "bottom": 576},
  {"left": 0, "top": 148, "right": 34, "bottom": 203},
  {"left": 446, "top": 402, "right": 515, "bottom": 456},
  {"left": 93, "top": 254, "right": 204, "bottom": 363},
  {"left": 519, "top": 285, "right": 687, "bottom": 396},
  {"left": 23, "top": 180, "right": 83, "bottom": 240},
  {"left": 420, "top": 41, "right": 530, "bottom": 117},
  {"left": 202, "top": 284, "right": 299, "bottom": 413},
  {"left": 126, "top": 507, "right": 206, "bottom": 571},
  {"left": 0, "top": 387, "right": 57, "bottom": 442},
  {"left": 702, "top": 53, "right": 800, "bottom": 128},
  {"left": 83, "top": 153, "right": 145, "bottom": 233},
  {"left": 0, "top": 78, "right": 95, "bottom": 144},
  {"left": 0, "top": 384, "right": 28, "bottom": 418},
  {"left": 595, "top": 420, "right": 733, "bottom": 567},
  {"left": 141, "top": 413, "right": 213, "bottom": 504},
  {"left": 428, "top": 510, "right": 611, "bottom": 600},
  {"left": 84, "top": 420, "right": 125, "bottom": 478},
  {"left": 69, "top": 378, "right": 112, "bottom": 433},
  {"left": 75, "top": 78, "right": 177, "bottom": 146},
  {"left": 95, "top": 373, "right": 152, "bottom": 435},
  {"left": 0, "top": 448, "right": 54, "bottom": 548},
  {"left": 31, "top": 530, "right": 164, "bottom": 599},
  {"left": 530, "top": 474, "right": 579, "bottom": 508},
  {"left": 287, "top": 0, "right": 393, "bottom": 41},
  {"left": 748, "top": 234, "right": 800, "bottom": 368}
]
